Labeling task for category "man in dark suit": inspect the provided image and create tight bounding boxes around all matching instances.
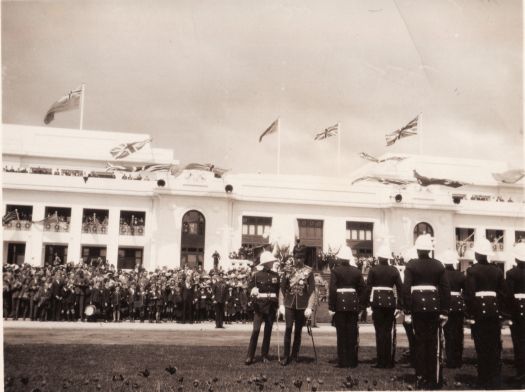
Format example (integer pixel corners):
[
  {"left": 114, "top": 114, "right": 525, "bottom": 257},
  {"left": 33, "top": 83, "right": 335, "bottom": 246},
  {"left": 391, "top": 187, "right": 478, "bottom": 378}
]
[
  {"left": 182, "top": 274, "right": 194, "bottom": 324},
  {"left": 212, "top": 273, "right": 228, "bottom": 328},
  {"left": 403, "top": 234, "right": 450, "bottom": 389},
  {"left": 366, "top": 243, "right": 403, "bottom": 369},
  {"left": 329, "top": 246, "right": 366, "bottom": 368},
  {"left": 441, "top": 250, "right": 466, "bottom": 369},
  {"left": 506, "top": 243, "right": 525, "bottom": 387},
  {"left": 465, "top": 237, "right": 506, "bottom": 389},
  {"left": 279, "top": 254, "right": 316, "bottom": 365},
  {"left": 50, "top": 272, "right": 64, "bottom": 321},
  {"left": 245, "top": 251, "right": 280, "bottom": 365}
]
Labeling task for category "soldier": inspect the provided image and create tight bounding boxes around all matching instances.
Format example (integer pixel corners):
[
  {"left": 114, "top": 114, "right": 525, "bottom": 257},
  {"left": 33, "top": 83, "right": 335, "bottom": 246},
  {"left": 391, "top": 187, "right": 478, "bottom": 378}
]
[
  {"left": 212, "top": 273, "right": 228, "bottom": 328},
  {"left": 328, "top": 246, "right": 366, "bottom": 368},
  {"left": 245, "top": 251, "right": 280, "bottom": 365},
  {"left": 506, "top": 242, "right": 525, "bottom": 386},
  {"left": 465, "top": 237, "right": 506, "bottom": 389},
  {"left": 403, "top": 234, "right": 450, "bottom": 389},
  {"left": 366, "top": 243, "right": 403, "bottom": 369},
  {"left": 279, "top": 253, "right": 316, "bottom": 366},
  {"left": 440, "top": 250, "right": 466, "bottom": 369}
]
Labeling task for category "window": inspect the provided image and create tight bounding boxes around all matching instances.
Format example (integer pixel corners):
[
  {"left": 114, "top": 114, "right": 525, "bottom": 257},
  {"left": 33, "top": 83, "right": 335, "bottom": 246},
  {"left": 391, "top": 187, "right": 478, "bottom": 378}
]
[
  {"left": 43, "top": 244, "right": 68, "bottom": 266},
  {"left": 346, "top": 221, "right": 374, "bottom": 257},
  {"left": 118, "top": 247, "right": 143, "bottom": 270},
  {"left": 120, "top": 210, "right": 146, "bottom": 236},
  {"left": 81, "top": 246, "right": 107, "bottom": 265},
  {"left": 43, "top": 207, "right": 71, "bottom": 232},
  {"left": 486, "top": 229, "right": 504, "bottom": 251},
  {"left": 3, "top": 204, "right": 33, "bottom": 230},
  {"left": 181, "top": 210, "right": 206, "bottom": 268},
  {"left": 241, "top": 216, "right": 272, "bottom": 249},
  {"left": 455, "top": 228, "right": 475, "bottom": 258},
  {"left": 515, "top": 231, "right": 525, "bottom": 244},
  {"left": 82, "top": 208, "right": 109, "bottom": 234},
  {"left": 6, "top": 242, "right": 26, "bottom": 265},
  {"left": 413, "top": 222, "right": 434, "bottom": 240}
]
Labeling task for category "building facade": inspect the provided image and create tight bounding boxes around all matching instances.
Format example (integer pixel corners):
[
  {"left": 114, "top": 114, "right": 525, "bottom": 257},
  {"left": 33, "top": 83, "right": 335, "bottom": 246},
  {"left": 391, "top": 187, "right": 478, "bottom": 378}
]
[{"left": 3, "top": 124, "right": 524, "bottom": 272}]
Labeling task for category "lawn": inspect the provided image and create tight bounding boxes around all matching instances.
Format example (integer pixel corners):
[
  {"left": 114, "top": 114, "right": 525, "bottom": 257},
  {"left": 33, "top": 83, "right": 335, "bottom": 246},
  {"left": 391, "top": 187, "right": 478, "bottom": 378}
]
[{"left": 4, "top": 345, "right": 518, "bottom": 391}]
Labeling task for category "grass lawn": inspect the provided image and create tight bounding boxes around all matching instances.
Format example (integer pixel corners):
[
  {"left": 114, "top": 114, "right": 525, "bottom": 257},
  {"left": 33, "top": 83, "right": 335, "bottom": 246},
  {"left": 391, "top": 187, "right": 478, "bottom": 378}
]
[{"left": 4, "top": 345, "right": 518, "bottom": 391}]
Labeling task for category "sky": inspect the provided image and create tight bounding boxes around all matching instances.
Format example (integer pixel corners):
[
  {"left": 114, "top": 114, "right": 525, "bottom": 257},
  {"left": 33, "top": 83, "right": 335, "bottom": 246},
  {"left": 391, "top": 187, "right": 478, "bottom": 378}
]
[{"left": 2, "top": 0, "right": 523, "bottom": 176}]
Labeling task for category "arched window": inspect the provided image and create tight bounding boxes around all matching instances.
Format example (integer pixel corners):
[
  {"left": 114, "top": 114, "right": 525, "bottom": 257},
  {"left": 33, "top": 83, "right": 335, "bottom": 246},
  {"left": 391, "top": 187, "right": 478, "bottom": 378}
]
[
  {"left": 413, "top": 222, "right": 434, "bottom": 243},
  {"left": 181, "top": 210, "right": 205, "bottom": 269}
]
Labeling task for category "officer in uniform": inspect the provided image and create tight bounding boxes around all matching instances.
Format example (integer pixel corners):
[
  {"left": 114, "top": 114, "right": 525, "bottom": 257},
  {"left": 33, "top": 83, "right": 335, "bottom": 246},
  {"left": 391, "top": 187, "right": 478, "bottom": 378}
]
[
  {"left": 440, "top": 250, "right": 466, "bottom": 369},
  {"left": 328, "top": 246, "right": 366, "bottom": 368},
  {"left": 403, "top": 234, "right": 450, "bottom": 389},
  {"left": 245, "top": 251, "right": 280, "bottom": 365},
  {"left": 279, "top": 253, "right": 316, "bottom": 366},
  {"left": 506, "top": 242, "right": 525, "bottom": 386},
  {"left": 366, "top": 243, "right": 403, "bottom": 369},
  {"left": 465, "top": 237, "right": 506, "bottom": 389}
]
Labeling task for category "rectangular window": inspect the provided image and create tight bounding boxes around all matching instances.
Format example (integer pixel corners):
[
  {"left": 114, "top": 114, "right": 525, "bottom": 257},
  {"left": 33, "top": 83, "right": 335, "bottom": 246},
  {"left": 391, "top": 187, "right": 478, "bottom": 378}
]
[
  {"left": 120, "top": 210, "right": 146, "bottom": 236},
  {"left": 241, "top": 216, "right": 273, "bottom": 254},
  {"left": 486, "top": 229, "right": 504, "bottom": 252},
  {"left": 456, "top": 228, "right": 475, "bottom": 258},
  {"left": 3, "top": 204, "right": 33, "bottom": 231},
  {"left": 346, "top": 221, "right": 374, "bottom": 258},
  {"left": 118, "top": 247, "right": 143, "bottom": 270},
  {"left": 82, "top": 208, "right": 109, "bottom": 234},
  {"left": 43, "top": 207, "right": 71, "bottom": 232},
  {"left": 515, "top": 231, "right": 525, "bottom": 244}
]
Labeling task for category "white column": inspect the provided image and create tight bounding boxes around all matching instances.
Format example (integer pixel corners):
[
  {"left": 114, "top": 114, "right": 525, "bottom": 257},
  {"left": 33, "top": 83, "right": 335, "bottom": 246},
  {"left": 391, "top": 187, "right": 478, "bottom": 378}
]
[
  {"left": 68, "top": 206, "right": 83, "bottom": 264},
  {"left": 106, "top": 207, "right": 120, "bottom": 268}
]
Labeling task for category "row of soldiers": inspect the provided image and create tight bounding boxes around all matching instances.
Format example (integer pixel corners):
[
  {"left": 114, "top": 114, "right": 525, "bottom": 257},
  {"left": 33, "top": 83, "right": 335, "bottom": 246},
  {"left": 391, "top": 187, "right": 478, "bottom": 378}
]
[
  {"left": 244, "top": 236, "right": 525, "bottom": 390},
  {"left": 3, "top": 264, "right": 256, "bottom": 324}
]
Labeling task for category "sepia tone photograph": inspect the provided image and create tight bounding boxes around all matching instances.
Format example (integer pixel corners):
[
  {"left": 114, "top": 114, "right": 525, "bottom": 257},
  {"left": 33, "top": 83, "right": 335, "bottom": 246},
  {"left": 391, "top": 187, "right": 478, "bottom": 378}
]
[{"left": 1, "top": 1, "right": 523, "bottom": 391}]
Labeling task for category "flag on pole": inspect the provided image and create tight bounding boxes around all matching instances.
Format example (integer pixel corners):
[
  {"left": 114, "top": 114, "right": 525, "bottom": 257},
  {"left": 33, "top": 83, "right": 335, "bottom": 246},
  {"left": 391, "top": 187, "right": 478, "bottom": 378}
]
[
  {"left": 314, "top": 123, "right": 339, "bottom": 140},
  {"left": 385, "top": 115, "right": 419, "bottom": 146},
  {"left": 258, "top": 119, "right": 279, "bottom": 143},
  {"left": 106, "top": 162, "right": 173, "bottom": 173},
  {"left": 359, "top": 152, "right": 408, "bottom": 163},
  {"left": 44, "top": 86, "right": 83, "bottom": 125},
  {"left": 492, "top": 169, "right": 525, "bottom": 184},
  {"left": 110, "top": 137, "right": 153, "bottom": 160},
  {"left": 2, "top": 210, "right": 19, "bottom": 225}
]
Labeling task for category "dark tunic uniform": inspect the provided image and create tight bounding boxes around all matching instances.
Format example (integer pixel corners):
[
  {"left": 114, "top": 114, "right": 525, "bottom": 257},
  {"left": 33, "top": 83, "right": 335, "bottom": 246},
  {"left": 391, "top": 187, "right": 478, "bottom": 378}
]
[
  {"left": 465, "top": 260, "right": 506, "bottom": 389},
  {"left": 280, "top": 264, "right": 316, "bottom": 362},
  {"left": 506, "top": 261, "right": 525, "bottom": 384},
  {"left": 246, "top": 266, "right": 280, "bottom": 362},
  {"left": 403, "top": 256, "right": 450, "bottom": 388},
  {"left": 329, "top": 261, "right": 366, "bottom": 368},
  {"left": 366, "top": 260, "right": 403, "bottom": 368},
  {"left": 443, "top": 266, "right": 466, "bottom": 368}
]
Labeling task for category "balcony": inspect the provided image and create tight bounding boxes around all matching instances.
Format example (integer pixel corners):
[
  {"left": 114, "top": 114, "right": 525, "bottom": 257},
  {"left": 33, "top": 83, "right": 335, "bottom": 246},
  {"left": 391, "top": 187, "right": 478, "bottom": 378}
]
[
  {"left": 119, "top": 224, "right": 145, "bottom": 236},
  {"left": 82, "top": 222, "right": 108, "bottom": 234},
  {"left": 3, "top": 220, "right": 32, "bottom": 231},
  {"left": 456, "top": 240, "right": 474, "bottom": 258},
  {"left": 43, "top": 221, "right": 70, "bottom": 233}
]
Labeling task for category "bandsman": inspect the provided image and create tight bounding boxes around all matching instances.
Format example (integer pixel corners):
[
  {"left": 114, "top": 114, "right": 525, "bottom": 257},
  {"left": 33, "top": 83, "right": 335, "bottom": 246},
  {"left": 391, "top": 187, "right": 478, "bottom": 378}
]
[
  {"left": 245, "top": 251, "right": 280, "bottom": 365},
  {"left": 440, "top": 250, "right": 466, "bottom": 369},
  {"left": 279, "top": 254, "right": 316, "bottom": 366},
  {"left": 329, "top": 246, "right": 366, "bottom": 368},
  {"left": 506, "top": 242, "right": 525, "bottom": 386},
  {"left": 403, "top": 234, "right": 450, "bottom": 389},
  {"left": 366, "top": 243, "right": 403, "bottom": 369},
  {"left": 465, "top": 237, "right": 506, "bottom": 389}
]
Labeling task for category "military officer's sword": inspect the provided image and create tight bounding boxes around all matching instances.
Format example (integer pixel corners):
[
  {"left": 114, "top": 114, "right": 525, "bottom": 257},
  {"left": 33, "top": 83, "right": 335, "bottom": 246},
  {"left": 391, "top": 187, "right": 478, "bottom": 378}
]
[{"left": 306, "top": 318, "right": 318, "bottom": 363}]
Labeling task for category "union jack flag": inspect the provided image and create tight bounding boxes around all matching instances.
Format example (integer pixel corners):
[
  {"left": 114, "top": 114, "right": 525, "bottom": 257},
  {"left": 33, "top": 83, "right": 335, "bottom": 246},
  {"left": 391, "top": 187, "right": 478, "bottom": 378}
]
[
  {"left": 2, "top": 209, "right": 19, "bottom": 225},
  {"left": 110, "top": 137, "right": 153, "bottom": 160},
  {"left": 385, "top": 115, "right": 419, "bottom": 146},
  {"left": 314, "top": 123, "right": 339, "bottom": 140}
]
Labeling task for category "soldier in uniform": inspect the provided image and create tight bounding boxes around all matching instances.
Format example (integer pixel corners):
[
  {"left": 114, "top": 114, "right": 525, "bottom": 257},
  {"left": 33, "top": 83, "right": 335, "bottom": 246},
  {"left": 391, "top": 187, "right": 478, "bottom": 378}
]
[
  {"left": 465, "top": 237, "right": 506, "bottom": 389},
  {"left": 245, "top": 251, "right": 280, "bottom": 365},
  {"left": 441, "top": 250, "right": 466, "bottom": 369},
  {"left": 366, "top": 243, "right": 403, "bottom": 369},
  {"left": 329, "top": 246, "right": 366, "bottom": 368},
  {"left": 506, "top": 243, "right": 525, "bottom": 386},
  {"left": 403, "top": 234, "right": 450, "bottom": 389},
  {"left": 279, "top": 254, "right": 316, "bottom": 366},
  {"left": 212, "top": 273, "right": 228, "bottom": 328}
]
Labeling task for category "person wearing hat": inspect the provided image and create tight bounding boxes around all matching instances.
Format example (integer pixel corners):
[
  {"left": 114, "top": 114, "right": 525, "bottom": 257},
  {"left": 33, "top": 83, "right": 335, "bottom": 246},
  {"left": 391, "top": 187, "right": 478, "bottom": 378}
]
[
  {"left": 328, "top": 245, "right": 366, "bottom": 368},
  {"left": 245, "top": 251, "right": 280, "bottom": 365},
  {"left": 506, "top": 242, "right": 525, "bottom": 386},
  {"left": 366, "top": 243, "right": 403, "bottom": 369},
  {"left": 278, "top": 252, "right": 316, "bottom": 366},
  {"left": 212, "top": 273, "right": 228, "bottom": 328},
  {"left": 403, "top": 234, "right": 450, "bottom": 389},
  {"left": 440, "top": 250, "right": 466, "bottom": 369},
  {"left": 464, "top": 237, "right": 506, "bottom": 389}
]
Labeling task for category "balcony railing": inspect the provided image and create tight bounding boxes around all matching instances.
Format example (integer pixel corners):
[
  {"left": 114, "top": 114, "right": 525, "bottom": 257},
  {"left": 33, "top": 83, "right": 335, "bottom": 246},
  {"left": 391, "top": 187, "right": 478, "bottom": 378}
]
[
  {"left": 456, "top": 240, "right": 474, "bottom": 258},
  {"left": 119, "top": 224, "right": 145, "bottom": 236},
  {"left": 82, "top": 222, "right": 108, "bottom": 234},
  {"left": 3, "top": 220, "right": 32, "bottom": 231},
  {"left": 43, "top": 221, "right": 70, "bottom": 232}
]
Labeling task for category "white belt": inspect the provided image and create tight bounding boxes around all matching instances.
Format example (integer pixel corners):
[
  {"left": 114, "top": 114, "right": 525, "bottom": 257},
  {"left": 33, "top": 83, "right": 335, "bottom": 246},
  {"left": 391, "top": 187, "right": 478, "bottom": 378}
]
[
  {"left": 337, "top": 288, "right": 356, "bottom": 293},
  {"left": 257, "top": 293, "right": 276, "bottom": 298},
  {"left": 201, "top": 296, "right": 207, "bottom": 299},
  {"left": 514, "top": 293, "right": 525, "bottom": 299},
  {"left": 451, "top": 291, "right": 461, "bottom": 296},
  {"left": 411, "top": 285, "right": 436, "bottom": 293},
  {"left": 475, "top": 291, "right": 496, "bottom": 297},
  {"left": 370, "top": 286, "right": 393, "bottom": 302}
]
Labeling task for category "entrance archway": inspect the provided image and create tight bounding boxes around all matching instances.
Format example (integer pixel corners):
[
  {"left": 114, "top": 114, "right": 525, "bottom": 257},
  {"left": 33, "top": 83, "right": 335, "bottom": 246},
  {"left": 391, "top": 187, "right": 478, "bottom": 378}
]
[{"left": 181, "top": 210, "right": 205, "bottom": 269}]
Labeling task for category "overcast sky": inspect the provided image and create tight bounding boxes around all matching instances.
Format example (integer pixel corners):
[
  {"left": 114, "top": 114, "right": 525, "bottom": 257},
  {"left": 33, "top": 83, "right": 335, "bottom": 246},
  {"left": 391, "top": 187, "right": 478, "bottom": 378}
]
[{"left": 2, "top": 0, "right": 523, "bottom": 176}]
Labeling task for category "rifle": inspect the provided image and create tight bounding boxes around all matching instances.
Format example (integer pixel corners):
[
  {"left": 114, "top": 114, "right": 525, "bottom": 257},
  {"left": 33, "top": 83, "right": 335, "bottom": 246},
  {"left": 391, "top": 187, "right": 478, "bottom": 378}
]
[{"left": 306, "top": 318, "right": 318, "bottom": 363}]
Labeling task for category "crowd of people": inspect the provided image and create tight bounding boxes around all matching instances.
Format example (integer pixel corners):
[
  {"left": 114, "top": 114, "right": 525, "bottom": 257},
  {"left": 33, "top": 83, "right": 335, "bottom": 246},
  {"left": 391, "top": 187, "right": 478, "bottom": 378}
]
[{"left": 3, "top": 166, "right": 153, "bottom": 181}]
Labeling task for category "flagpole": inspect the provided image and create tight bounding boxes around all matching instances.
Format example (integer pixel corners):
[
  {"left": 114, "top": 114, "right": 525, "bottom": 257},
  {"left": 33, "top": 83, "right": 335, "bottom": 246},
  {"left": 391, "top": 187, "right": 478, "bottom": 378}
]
[
  {"left": 277, "top": 118, "right": 281, "bottom": 175},
  {"left": 337, "top": 122, "right": 341, "bottom": 176},
  {"left": 79, "top": 83, "right": 86, "bottom": 130},
  {"left": 418, "top": 112, "right": 423, "bottom": 155}
]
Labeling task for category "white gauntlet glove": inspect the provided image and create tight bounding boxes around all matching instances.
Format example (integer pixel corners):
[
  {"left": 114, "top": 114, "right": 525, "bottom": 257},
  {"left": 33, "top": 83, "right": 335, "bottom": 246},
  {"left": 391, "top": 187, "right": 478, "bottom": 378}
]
[
  {"left": 250, "top": 287, "right": 259, "bottom": 297},
  {"left": 278, "top": 305, "right": 285, "bottom": 316},
  {"left": 304, "top": 308, "right": 312, "bottom": 318}
]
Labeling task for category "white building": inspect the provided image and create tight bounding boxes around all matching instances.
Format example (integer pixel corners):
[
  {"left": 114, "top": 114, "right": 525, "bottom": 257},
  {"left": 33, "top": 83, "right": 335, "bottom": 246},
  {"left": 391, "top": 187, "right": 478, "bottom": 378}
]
[{"left": 2, "top": 124, "right": 524, "bottom": 272}]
